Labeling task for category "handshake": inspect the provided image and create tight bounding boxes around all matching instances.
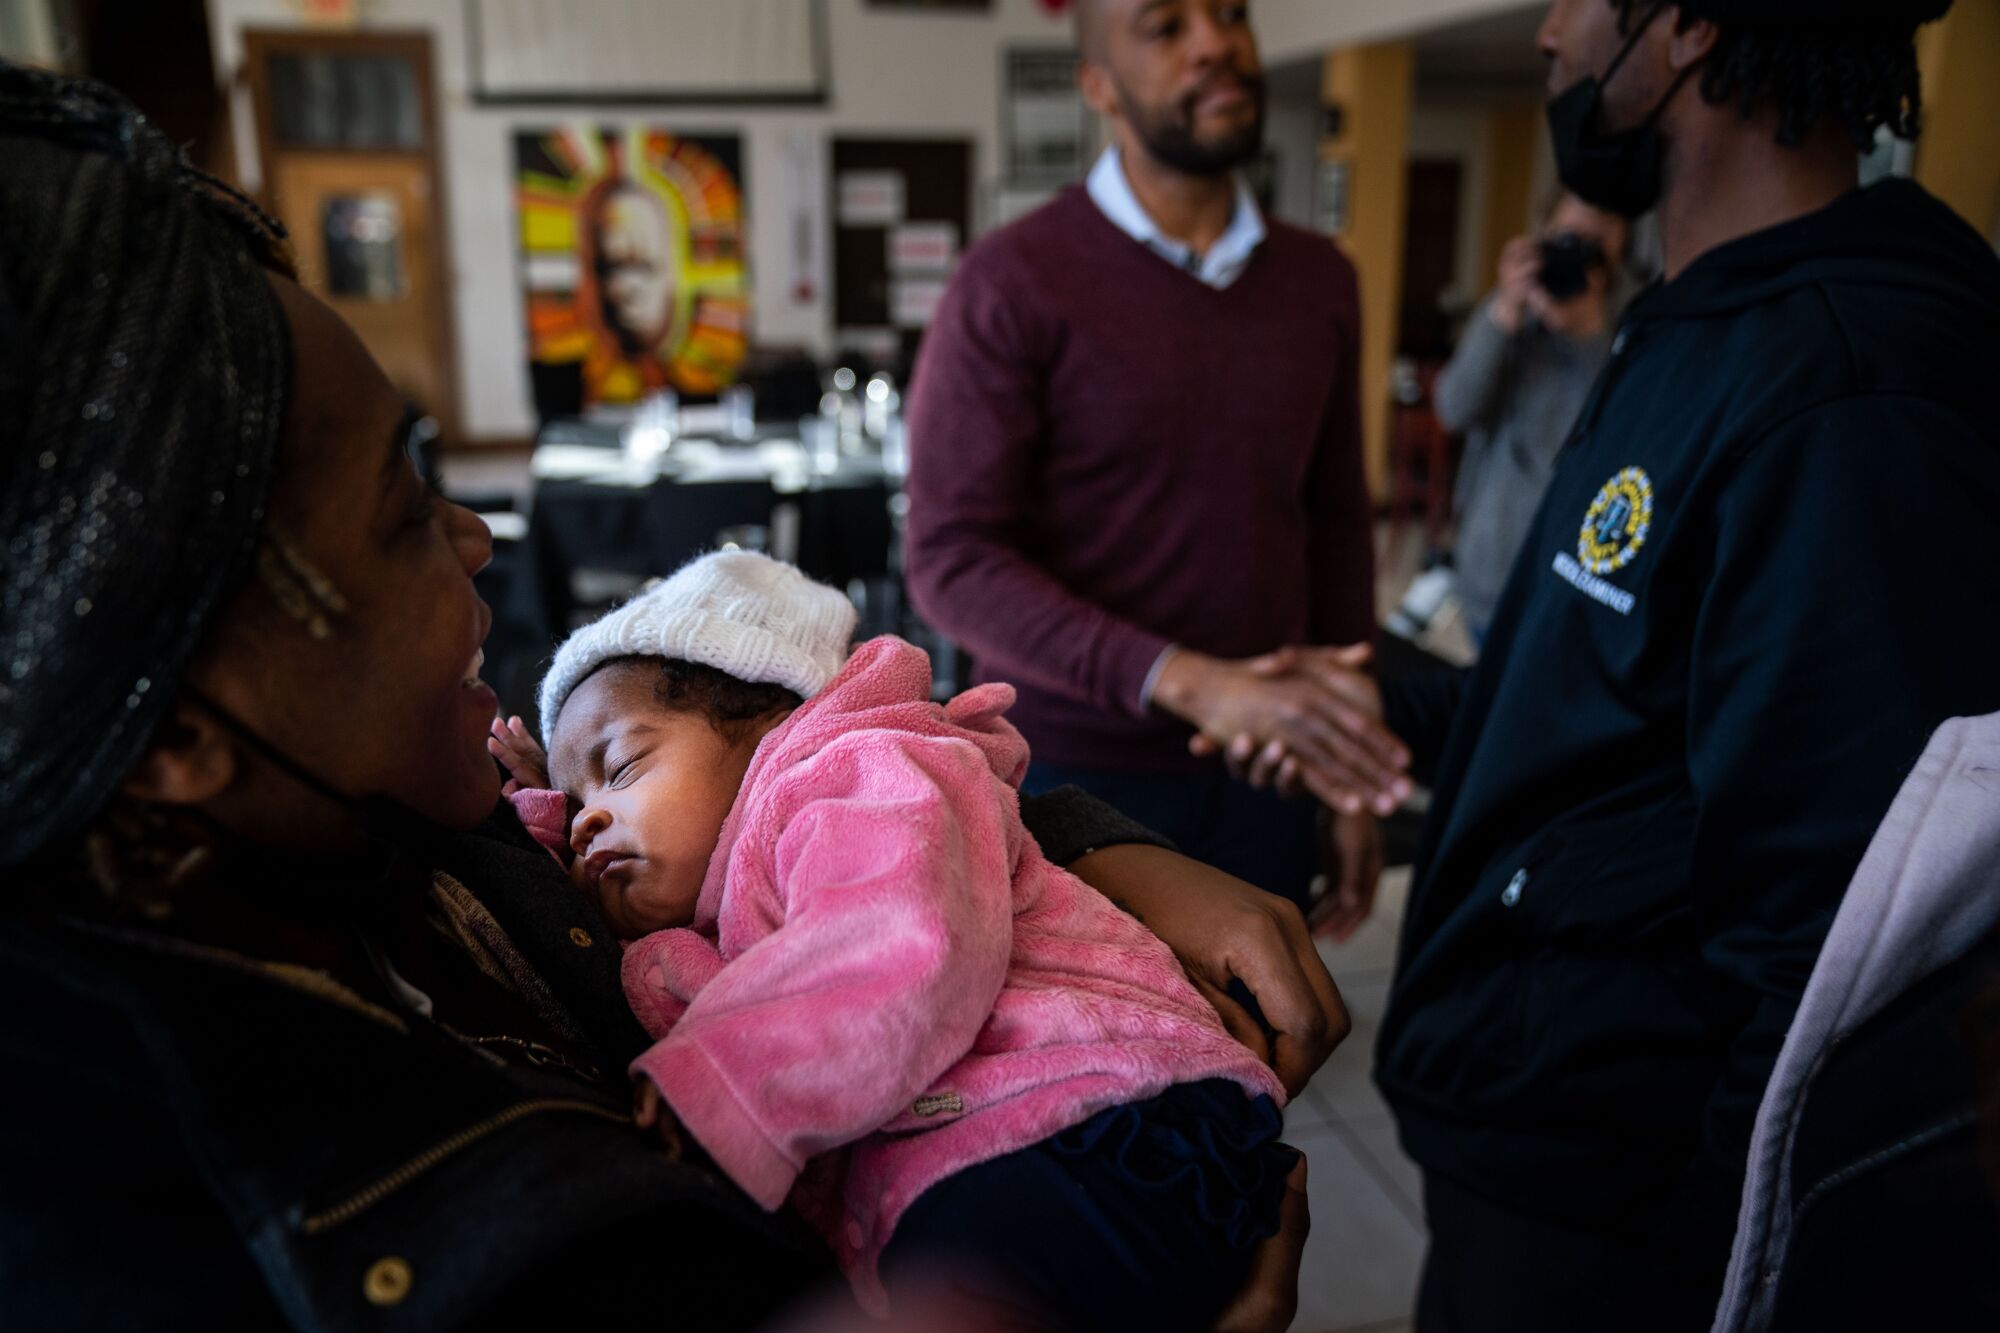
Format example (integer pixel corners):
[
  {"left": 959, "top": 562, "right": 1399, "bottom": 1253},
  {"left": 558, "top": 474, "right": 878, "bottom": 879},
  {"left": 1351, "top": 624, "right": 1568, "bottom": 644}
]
[{"left": 1153, "top": 644, "right": 1413, "bottom": 817}]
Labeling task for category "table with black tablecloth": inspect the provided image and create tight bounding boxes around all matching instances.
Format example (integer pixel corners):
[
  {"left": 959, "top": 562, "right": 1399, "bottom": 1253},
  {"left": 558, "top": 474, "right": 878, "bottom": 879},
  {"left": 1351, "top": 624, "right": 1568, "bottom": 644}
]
[{"left": 515, "top": 437, "right": 897, "bottom": 639}]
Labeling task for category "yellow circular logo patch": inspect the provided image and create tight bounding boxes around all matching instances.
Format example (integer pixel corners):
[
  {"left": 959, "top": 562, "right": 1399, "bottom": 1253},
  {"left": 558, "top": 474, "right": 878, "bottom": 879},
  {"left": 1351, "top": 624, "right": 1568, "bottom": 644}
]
[{"left": 1578, "top": 467, "right": 1654, "bottom": 576}]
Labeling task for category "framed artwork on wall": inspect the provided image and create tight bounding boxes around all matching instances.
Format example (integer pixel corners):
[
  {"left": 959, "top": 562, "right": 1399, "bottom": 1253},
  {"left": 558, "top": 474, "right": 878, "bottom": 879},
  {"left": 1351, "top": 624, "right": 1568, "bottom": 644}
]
[{"left": 516, "top": 124, "right": 749, "bottom": 412}]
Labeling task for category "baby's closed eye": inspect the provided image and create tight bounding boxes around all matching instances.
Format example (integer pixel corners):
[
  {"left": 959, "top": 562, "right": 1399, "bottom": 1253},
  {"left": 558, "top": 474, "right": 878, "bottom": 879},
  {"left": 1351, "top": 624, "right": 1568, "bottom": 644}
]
[{"left": 604, "top": 748, "right": 653, "bottom": 789}]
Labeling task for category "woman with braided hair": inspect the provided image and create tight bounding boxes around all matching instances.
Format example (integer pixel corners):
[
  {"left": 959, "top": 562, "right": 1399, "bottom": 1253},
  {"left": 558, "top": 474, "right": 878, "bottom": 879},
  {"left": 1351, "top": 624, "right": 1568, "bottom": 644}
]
[{"left": 0, "top": 62, "right": 1338, "bottom": 1331}]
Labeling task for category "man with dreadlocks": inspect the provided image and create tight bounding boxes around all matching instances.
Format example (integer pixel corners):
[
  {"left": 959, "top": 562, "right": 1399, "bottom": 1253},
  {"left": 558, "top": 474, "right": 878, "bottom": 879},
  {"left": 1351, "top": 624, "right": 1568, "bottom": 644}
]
[
  {"left": 0, "top": 60, "right": 1335, "bottom": 1330},
  {"left": 1202, "top": 0, "right": 2000, "bottom": 1328}
]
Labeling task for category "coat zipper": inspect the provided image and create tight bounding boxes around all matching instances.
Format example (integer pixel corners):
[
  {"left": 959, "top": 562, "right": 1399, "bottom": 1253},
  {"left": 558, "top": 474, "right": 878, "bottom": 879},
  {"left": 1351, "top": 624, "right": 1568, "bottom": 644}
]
[
  {"left": 299, "top": 1098, "right": 631, "bottom": 1236},
  {"left": 1554, "top": 319, "right": 1637, "bottom": 466}
]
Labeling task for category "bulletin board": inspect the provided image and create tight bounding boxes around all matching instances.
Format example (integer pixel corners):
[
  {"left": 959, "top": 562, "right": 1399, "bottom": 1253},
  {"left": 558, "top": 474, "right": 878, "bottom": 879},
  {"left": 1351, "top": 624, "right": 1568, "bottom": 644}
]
[{"left": 830, "top": 137, "right": 973, "bottom": 368}]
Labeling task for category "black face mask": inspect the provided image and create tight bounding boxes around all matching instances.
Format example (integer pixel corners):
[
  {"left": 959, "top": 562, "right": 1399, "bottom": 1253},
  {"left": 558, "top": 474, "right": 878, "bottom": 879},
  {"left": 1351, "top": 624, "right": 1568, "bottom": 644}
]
[{"left": 1545, "top": 0, "right": 1699, "bottom": 219}]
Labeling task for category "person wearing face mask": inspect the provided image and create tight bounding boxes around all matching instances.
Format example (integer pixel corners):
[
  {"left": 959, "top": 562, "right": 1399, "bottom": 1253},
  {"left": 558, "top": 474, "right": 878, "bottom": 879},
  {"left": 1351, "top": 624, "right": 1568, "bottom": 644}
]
[
  {"left": 1427, "top": 191, "right": 1632, "bottom": 643},
  {"left": 1188, "top": 0, "right": 2000, "bottom": 1327},
  {"left": 904, "top": 0, "right": 1406, "bottom": 934}
]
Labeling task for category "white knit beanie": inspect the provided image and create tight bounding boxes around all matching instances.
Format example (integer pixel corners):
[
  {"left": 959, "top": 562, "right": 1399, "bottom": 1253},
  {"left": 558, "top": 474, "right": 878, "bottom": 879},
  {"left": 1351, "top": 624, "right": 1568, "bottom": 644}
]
[{"left": 537, "top": 550, "right": 858, "bottom": 738}]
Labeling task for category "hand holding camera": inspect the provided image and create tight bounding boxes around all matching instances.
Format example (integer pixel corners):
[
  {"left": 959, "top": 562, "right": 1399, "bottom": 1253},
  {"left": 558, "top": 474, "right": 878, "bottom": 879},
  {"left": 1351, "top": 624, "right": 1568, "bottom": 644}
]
[{"left": 1489, "top": 229, "right": 1612, "bottom": 337}]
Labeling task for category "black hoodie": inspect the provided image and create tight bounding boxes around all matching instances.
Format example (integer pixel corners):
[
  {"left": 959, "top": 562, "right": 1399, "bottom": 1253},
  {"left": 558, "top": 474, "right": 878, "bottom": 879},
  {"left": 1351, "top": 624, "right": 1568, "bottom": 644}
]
[{"left": 1376, "top": 179, "right": 2000, "bottom": 1299}]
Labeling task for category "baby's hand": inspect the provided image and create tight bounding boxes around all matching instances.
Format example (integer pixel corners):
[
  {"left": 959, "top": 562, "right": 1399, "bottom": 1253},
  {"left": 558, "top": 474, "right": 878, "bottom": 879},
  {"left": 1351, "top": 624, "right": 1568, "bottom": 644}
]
[
  {"left": 633, "top": 1078, "right": 686, "bottom": 1161},
  {"left": 488, "top": 714, "right": 550, "bottom": 794}
]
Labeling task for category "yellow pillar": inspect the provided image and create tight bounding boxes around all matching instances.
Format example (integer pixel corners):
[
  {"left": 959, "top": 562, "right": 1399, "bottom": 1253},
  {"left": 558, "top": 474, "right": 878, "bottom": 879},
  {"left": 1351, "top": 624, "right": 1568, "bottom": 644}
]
[
  {"left": 1320, "top": 42, "right": 1415, "bottom": 498},
  {"left": 1914, "top": 0, "right": 2000, "bottom": 237},
  {"left": 1479, "top": 100, "right": 1543, "bottom": 291}
]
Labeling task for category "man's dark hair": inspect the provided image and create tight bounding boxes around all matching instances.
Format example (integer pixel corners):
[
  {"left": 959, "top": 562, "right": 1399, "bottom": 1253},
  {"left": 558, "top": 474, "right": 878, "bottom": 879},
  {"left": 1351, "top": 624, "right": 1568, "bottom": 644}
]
[
  {"left": 649, "top": 659, "right": 801, "bottom": 739},
  {"left": 1618, "top": 1, "right": 1927, "bottom": 149}
]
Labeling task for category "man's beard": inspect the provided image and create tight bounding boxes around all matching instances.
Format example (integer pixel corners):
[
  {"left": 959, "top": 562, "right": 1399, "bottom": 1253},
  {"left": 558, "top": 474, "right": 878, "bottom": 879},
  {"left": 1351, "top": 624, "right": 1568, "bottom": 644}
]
[{"left": 1118, "top": 69, "right": 1267, "bottom": 177}]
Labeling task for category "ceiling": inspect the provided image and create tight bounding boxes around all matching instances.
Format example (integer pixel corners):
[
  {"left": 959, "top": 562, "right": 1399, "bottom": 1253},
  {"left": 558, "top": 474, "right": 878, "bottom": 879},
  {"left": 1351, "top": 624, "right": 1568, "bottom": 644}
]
[
  {"left": 1266, "top": 3, "right": 1548, "bottom": 101},
  {"left": 1411, "top": 4, "right": 1550, "bottom": 95}
]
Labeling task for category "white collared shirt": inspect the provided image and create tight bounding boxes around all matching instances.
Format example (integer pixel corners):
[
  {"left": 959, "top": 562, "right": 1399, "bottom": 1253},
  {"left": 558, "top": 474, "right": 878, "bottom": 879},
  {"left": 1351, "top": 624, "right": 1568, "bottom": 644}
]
[{"left": 1085, "top": 144, "right": 1267, "bottom": 290}]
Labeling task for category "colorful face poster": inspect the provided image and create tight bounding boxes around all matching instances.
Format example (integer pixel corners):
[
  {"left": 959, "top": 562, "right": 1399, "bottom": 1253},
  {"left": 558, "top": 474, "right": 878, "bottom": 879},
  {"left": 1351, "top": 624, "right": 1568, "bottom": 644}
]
[{"left": 516, "top": 126, "right": 748, "bottom": 405}]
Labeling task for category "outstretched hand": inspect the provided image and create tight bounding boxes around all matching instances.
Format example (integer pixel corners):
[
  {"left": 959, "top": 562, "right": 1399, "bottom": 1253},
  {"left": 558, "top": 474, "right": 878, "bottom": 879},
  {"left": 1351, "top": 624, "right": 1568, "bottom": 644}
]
[{"left": 487, "top": 714, "right": 549, "bottom": 795}]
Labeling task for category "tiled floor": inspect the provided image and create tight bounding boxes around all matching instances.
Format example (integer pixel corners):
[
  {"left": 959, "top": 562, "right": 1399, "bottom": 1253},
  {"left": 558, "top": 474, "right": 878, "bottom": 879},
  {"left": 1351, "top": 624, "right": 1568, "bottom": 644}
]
[{"left": 1286, "top": 868, "right": 1424, "bottom": 1333}]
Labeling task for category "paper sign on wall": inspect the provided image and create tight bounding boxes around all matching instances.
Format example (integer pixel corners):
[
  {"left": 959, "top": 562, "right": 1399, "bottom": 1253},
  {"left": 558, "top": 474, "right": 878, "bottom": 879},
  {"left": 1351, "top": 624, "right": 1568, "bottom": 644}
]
[
  {"left": 838, "top": 171, "right": 905, "bottom": 225},
  {"left": 891, "top": 276, "right": 948, "bottom": 329},
  {"left": 887, "top": 222, "right": 958, "bottom": 272},
  {"left": 837, "top": 326, "right": 902, "bottom": 364}
]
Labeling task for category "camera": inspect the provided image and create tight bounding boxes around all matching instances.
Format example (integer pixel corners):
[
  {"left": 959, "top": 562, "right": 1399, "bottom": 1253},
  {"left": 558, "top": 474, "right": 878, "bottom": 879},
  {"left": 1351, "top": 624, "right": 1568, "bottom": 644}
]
[{"left": 1536, "top": 232, "right": 1608, "bottom": 303}]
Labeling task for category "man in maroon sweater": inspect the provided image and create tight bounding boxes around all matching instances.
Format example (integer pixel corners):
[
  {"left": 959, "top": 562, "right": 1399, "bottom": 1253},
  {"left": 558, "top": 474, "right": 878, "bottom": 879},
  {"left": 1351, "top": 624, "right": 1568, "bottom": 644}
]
[{"left": 905, "top": 0, "right": 1407, "bottom": 919}]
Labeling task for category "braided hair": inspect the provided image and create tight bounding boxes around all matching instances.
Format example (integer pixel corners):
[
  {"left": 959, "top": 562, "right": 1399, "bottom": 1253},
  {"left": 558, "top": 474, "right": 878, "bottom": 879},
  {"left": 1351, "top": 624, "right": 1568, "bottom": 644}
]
[
  {"left": 1616, "top": 0, "right": 1927, "bottom": 149},
  {"left": 0, "top": 60, "right": 326, "bottom": 908}
]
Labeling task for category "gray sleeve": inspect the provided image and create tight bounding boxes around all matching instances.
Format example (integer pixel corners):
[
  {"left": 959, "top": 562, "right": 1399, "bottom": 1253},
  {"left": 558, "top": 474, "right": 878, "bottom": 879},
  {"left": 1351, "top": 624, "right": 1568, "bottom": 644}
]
[{"left": 1432, "top": 297, "right": 1515, "bottom": 435}]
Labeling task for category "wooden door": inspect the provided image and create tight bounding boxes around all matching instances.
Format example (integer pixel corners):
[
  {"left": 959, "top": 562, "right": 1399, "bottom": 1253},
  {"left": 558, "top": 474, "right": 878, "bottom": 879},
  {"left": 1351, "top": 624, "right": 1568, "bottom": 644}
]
[
  {"left": 244, "top": 30, "right": 460, "bottom": 442},
  {"left": 1398, "top": 158, "right": 1463, "bottom": 359}
]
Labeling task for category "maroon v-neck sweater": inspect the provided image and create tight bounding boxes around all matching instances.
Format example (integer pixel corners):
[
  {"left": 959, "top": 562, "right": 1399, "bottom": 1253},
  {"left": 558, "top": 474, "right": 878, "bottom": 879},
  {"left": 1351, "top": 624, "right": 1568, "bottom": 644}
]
[{"left": 904, "top": 185, "right": 1374, "bottom": 774}]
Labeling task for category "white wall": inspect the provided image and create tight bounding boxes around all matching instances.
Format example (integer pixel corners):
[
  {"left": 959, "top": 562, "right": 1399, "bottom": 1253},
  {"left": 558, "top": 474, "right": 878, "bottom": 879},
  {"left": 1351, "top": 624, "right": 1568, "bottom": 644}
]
[
  {"left": 207, "top": 0, "right": 1077, "bottom": 440},
  {"left": 0, "top": 0, "right": 60, "bottom": 66},
  {"left": 1262, "top": 62, "right": 1322, "bottom": 230}
]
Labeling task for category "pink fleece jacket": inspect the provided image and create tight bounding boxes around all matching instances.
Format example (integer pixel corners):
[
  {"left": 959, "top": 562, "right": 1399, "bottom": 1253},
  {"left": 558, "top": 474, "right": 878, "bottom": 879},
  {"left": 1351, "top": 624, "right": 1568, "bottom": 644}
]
[{"left": 518, "top": 636, "right": 1282, "bottom": 1308}]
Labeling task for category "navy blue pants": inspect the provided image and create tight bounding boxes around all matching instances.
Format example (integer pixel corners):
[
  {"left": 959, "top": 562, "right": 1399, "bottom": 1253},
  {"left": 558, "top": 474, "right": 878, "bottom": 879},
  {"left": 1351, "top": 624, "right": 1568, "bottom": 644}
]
[
  {"left": 881, "top": 1080, "right": 1298, "bottom": 1333},
  {"left": 1023, "top": 762, "right": 1319, "bottom": 909}
]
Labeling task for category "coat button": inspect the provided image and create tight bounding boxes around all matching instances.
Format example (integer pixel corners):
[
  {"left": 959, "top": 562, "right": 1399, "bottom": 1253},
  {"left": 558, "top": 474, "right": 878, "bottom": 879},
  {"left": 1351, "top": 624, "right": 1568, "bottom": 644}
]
[
  {"left": 1500, "top": 870, "right": 1527, "bottom": 908},
  {"left": 363, "top": 1256, "right": 413, "bottom": 1306},
  {"left": 568, "top": 926, "right": 593, "bottom": 948},
  {"left": 1611, "top": 329, "right": 1629, "bottom": 355}
]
